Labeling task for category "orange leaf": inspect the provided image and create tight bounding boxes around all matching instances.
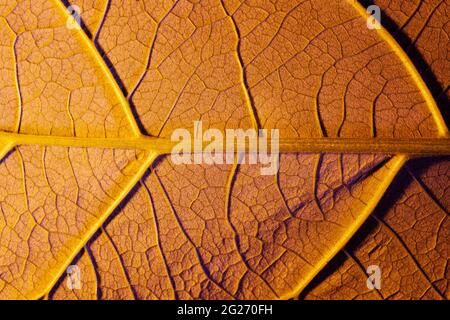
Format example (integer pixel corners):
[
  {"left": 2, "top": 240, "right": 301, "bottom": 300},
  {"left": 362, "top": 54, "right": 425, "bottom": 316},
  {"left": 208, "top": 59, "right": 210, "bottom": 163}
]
[{"left": 0, "top": 0, "right": 448, "bottom": 300}]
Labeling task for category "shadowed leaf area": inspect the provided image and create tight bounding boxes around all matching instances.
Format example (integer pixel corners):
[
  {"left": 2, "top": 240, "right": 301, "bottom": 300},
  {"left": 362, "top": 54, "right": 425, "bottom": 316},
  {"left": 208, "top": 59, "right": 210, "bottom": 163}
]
[{"left": 0, "top": 0, "right": 448, "bottom": 300}]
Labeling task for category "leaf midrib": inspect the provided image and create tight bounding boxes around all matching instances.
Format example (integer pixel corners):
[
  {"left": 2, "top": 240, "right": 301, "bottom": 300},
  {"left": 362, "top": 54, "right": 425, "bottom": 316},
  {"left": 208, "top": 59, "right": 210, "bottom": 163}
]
[{"left": 1, "top": 132, "right": 449, "bottom": 156}]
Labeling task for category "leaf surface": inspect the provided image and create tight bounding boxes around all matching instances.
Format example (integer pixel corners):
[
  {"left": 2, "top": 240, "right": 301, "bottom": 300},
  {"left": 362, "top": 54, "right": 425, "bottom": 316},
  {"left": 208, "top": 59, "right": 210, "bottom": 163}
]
[
  {"left": 0, "top": 0, "right": 155, "bottom": 298},
  {"left": 0, "top": 0, "right": 448, "bottom": 300},
  {"left": 300, "top": 0, "right": 450, "bottom": 299}
]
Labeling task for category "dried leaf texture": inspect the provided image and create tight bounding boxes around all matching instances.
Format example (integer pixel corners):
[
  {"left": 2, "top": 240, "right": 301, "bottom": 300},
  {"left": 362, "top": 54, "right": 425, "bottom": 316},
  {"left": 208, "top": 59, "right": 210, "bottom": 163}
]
[
  {"left": 0, "top": 0, "right": 448, "bottom": 300},
  {"left": 367, "top": 0, "right": 449, "bottom": 100},
  {"left": 0, "top": 0, "right": 154, "bottom": 298},
  {"left": 301, "top": 0, "right": 450, "bottom": 300},
  {"left": 302, "top": 158, "right": 449, "bottom": 300}
]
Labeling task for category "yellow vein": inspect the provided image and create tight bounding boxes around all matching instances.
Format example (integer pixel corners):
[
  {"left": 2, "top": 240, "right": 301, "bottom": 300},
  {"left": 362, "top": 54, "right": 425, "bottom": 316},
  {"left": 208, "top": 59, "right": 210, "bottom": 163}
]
[
  {"left": 2, "top": 132, "right": 450, "bottom": 156},
  {"left": 36, "top": 152, "right": 158, "bottom": 300},
  {"left": 1, "top": 17, "right": 23, "bottom": 134},
  {"left": 282, "top": 155, "right": 407, "bottom": 299},
  {"left": 52, "top": 0, "right": 142, "bottom": 137},
  {"left": 0, "top": 141, "right": 15, "bottom": 163},
  {"left": 220, "top": 0, "right": 261, "bottom": 130},
  {"left": 349, "top": 0, "right": 449, "bottom": 137}
]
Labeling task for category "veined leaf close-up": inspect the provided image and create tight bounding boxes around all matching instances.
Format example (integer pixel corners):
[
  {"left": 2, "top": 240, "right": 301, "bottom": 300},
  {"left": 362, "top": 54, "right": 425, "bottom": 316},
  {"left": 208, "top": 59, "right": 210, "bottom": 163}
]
[{"left": 0, "top": 0, "right": 448, "bottom": 300}]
